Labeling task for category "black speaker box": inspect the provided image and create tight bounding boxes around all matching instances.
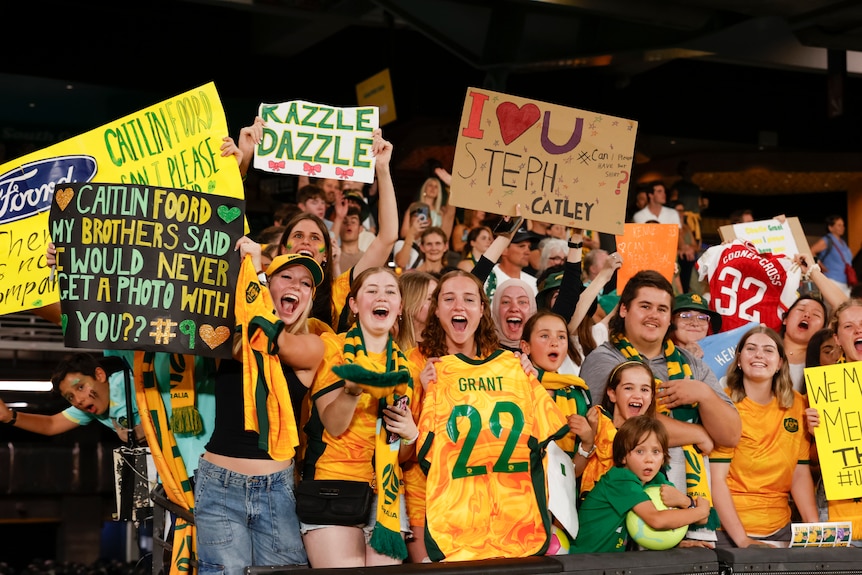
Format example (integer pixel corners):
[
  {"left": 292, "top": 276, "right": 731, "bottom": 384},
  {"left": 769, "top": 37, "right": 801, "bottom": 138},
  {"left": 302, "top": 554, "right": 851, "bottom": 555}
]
[
  {"left": 715, "top": 546, "right": 862, "bottom": 574},
  {"left": 552, "top": 548, "right": 719, "bottom": 574},
  {"left": 245, "top": 556, "right": 563, "bottom": 575}
]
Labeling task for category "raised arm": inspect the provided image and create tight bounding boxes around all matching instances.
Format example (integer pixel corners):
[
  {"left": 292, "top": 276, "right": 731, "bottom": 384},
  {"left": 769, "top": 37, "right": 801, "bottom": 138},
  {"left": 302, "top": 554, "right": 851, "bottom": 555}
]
[
  {"left": 236, "top": 116, "right": 265, "bottom": 178},
  {"left": 354, "top": 129, "right": 397, "bottom": 276},
  {"left": 566, "top": 250, "right": 622, "bottom": 334},
  {"left": 795, "top": 253, "right": 847, "bottom": 311}
]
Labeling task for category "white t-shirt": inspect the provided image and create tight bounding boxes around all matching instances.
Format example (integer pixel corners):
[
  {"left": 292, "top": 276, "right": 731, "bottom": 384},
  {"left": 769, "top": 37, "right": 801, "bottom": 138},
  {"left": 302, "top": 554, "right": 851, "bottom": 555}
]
[
  {"left": 393, "top": 239, "right": 421, "bottom": 269},
  {"left": 632, "top": 205, "right": 682, "bottom": 226}
]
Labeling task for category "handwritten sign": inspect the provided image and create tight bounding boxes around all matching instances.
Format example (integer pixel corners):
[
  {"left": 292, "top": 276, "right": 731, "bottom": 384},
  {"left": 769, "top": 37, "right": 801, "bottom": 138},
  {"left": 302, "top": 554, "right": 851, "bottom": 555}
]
[
  {"left": 253, "top": 100, "right": 379, "bottom": 183},
  {"left": 719, "top": 216, "right": 812, "bottom": 259},
  {"left": 805, "top": 361, "right": 862, "bottom": 500},
  {"left": 699, "top": 322, "right": 759, "bottom": 385},
  {"left": 0, "top": 82, "right": 243, "bottom": 315},
  {"left": 49, "top": 182, "right": 244, "bottom": 358},
  {"left": 614, "top": 224, "right": 678, "bottom": 292},
  {"left": 449, "top": 87, "right": 637, "bottom": 234}
]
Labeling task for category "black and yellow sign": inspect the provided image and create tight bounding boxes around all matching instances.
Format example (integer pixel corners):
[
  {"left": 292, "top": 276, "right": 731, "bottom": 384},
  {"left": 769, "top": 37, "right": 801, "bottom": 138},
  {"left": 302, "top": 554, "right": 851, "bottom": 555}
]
[{"left": 49, "top": 182, "right": 245, "bottom": 358}]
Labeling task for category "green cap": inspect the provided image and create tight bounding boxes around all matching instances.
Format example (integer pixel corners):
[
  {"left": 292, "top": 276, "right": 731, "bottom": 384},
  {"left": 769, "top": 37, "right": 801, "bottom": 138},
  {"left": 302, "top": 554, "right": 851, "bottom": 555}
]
[{"left": 673, "top": 292, "right": 722, "bottom": 332}]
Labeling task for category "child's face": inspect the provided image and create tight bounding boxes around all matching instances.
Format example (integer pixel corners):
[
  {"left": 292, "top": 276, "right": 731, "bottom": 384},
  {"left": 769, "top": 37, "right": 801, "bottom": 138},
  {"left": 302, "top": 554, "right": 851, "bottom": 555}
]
[
  {"left": 623, "top": 431, "right": 663, "bottom": 483},
  {"left": 607, "top": 367, "right": 653, "bottom": 426},
  {"left": 523, "top": 315, "right": 568, "bottom": 373}
]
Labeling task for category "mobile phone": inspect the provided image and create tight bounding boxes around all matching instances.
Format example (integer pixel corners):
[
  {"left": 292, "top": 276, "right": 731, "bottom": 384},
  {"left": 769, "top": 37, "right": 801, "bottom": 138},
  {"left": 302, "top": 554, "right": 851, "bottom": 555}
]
[
  {"left": 413, "top": 206, "right": 430, "bottom": 225},
  {"left": 493, "top": 215, "right": 525, "bottom": 236},
  {"left": 387, "top": 395, "right": 410, "bottom": 444}
]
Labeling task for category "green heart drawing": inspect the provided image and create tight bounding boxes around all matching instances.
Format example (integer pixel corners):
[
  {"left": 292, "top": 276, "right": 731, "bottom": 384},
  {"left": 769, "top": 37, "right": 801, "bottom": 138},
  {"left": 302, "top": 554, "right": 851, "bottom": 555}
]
[
  {"left": 61, "top": 314, "right": 68, "bottom": 334},
  {"left": 208, "top": 180, "right": 216, "bottom": 193},
  {"left": 218, "top": 205, "right": 241, "bottom": 224}
]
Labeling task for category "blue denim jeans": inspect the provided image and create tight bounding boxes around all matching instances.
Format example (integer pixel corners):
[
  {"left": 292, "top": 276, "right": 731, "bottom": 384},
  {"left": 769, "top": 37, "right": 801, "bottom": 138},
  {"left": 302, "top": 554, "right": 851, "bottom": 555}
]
[{"left": 194, "top": 456, "right": 308, "bottom": 574}]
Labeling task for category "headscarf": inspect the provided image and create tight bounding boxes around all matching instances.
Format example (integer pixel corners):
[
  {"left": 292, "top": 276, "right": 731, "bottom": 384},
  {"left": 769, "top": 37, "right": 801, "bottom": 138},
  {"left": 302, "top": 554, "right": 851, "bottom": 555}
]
[{"left": 490, "top": 278, "right": 538, "bottom": 349}]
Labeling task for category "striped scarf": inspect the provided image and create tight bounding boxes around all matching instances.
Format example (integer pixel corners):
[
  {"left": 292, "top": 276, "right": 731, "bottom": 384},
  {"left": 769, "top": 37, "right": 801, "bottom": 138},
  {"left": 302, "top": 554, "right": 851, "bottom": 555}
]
[
  {"left": 167, "top": 355, "right": 202, "bottom": 435},
  {"left": 331, "top": 323, "right": 412, "bottom": 559},
  {"left": 612, "top": 334, "right": 720, "bottom": 530},
  {"left": 134, "top": 351, "right": 196, "bottom": 574},
  {"left": 537, "top": 369, "right": 591, "bottom": 457},
  {"left": 236, "top": 256, "right": 300, "bottom": 461}
]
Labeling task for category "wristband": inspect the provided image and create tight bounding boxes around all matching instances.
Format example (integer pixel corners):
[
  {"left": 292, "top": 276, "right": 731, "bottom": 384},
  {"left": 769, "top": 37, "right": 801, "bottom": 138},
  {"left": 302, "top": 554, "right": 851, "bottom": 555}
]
[
  {"left": 577, "top": 443, "right": 595, "bottom": 459},
  {"left": 401, "top": 431, "right": 419, "bottom": 446},
  {"left": 5, "top": 408, "right": 16, "bottom": 426},
  {"left": 568, "top": 241, "right": 583, "bottom": 249},
  {"left": 257, "top": 271, "right": 268, "bottom": 286},
  {"left": 803, "top": 263, "right": 821, "bottom": 280},
  {"left": 688, "top": 496, "right": 697, "bottom": 509}
]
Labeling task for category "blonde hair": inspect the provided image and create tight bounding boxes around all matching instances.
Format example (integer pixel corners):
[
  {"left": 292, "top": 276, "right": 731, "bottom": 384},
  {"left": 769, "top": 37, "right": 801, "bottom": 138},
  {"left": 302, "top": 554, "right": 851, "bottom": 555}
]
[
  {"left": 419, "top": 177, "right": 443, "bottom": 213},
  {"left": 396, "top": 270, "right": 438, "bottom": 350}
]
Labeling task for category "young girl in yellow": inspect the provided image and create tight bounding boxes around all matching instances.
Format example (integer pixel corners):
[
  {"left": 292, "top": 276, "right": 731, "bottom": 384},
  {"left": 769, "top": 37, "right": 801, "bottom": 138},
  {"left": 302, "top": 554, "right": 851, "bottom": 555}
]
[
  {"left": 520, "top": 310, "right": 596, "bottom": 474},
  {"left": 300, "top": 267, "right": 421, "bottom": 567},
  {"left": 579, "top": 360, "right": 657, "bottom": 499},
  {"left": 572, "top": 416, "right": 710, "bottom": 553}
]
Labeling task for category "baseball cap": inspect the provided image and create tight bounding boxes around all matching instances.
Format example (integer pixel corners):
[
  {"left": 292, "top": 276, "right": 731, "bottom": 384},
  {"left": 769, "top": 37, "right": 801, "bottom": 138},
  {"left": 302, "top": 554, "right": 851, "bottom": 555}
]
[
  {"left": 343, "top": 189, "right": 370, "bottom": 222},
  {"left": 266, "top": 253, "right": 324, "bottom": 288},
  {"left": 537, "top": 270, "right": 564, "bottom": 298},
  {"left": 673, "top": 292, "right": 721, "bottom": 332},
  {"left": 510, "top": 225, "right": 540, "bottom": 248}
]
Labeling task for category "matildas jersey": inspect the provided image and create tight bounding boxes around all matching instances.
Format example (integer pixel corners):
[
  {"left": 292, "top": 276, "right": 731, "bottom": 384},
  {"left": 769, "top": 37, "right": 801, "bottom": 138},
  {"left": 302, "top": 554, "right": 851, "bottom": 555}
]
[
  {"left": 417, "top": 350, "right": 569, "bottom": 562},
  {"left": 696, "top": 239, "right": 799, "bottom": 332},
  {"left": 710, "top": 389, "right": 810, "bottom": 536}
]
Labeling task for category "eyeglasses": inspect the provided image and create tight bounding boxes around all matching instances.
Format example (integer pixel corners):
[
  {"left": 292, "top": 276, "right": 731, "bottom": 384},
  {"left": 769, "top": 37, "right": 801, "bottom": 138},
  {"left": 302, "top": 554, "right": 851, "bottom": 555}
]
[{"left": 677, "top": 311, "right": 711, "bottom": 323}]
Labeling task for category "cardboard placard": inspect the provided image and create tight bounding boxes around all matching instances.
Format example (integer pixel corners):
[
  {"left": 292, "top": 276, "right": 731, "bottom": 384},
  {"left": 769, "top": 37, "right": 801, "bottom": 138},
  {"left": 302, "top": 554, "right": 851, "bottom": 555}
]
[
  {"left": 49, "top": 182, "right": 244, "bottom": 358},
  {"left": 719, "top": 216, "right": 812, "bottom": 259},
  {"left": 614, "top": 223, "right": 679, "bottom": 292},
  {"left": 805, "top": 361, "right": 862, "bottom": 501},
  {"left": 253, "top": 100, "right": 379, "bottom": 183},
  {"left": 0, "top": 82, "right": 243, "bottom": 315},
  {"left": 449, "top": 87, "right": 637, "bottom": 234}
]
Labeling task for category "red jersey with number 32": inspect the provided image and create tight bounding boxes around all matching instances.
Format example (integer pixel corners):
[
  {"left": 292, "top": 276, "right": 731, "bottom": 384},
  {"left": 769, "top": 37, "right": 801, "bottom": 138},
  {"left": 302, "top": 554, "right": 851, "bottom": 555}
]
[{"left": 696, "top": 239, "right": 799, "bottom": 333}]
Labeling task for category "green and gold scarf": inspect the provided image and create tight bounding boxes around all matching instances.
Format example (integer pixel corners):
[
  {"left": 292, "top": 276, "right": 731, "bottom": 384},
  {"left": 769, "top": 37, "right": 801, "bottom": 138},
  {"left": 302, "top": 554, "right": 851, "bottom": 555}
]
[
  {"left": 613, "top": 334, "right": 720, "bottom": 530},
  {"left": 134, "top": 351, "right": 196, "bottom": 574},
  {"left": 332, "top": 323, "right": 412, "bottom": 559}
]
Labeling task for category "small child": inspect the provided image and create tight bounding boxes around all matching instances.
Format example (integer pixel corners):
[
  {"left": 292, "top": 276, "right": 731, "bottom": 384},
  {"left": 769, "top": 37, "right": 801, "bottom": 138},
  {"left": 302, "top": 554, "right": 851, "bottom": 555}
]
[
  {"left": 579, "top": 360, "right": 656, "bottom": 499},
  {"left": 571, "top": 416, "right": 710, "bottom": 553}
]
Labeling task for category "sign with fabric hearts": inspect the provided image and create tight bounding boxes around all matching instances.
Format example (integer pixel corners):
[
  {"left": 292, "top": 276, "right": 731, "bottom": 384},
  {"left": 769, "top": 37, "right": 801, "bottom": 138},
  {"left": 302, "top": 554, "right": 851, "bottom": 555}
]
[
  {"left": 450, "top": 87, "right": 637, "bottom": 234},
  {"left": 49, "top": 182, "right": 245, "bottom": 358}
]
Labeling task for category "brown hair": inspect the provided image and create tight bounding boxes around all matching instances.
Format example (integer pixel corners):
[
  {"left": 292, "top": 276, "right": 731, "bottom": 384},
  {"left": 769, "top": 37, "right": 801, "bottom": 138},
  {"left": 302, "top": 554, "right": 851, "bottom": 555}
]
[
  {"left": 612, "top": 415, "right": 670, "bottom": 468},
  {"left": 279, "top": 212, "right": 335, "bottom": 327},
  {"left": 419, "top": 270, "right": 498, "bottom": 358},
  {"left": 725, "top": 325, "right": 794, "bottom": 408},
  {"left": 601, "top": 360, "right": 657, "bottom": 419},
  {"left": 609, "top": 270, "right": 674, "bottom": 338},
  {"left": 345, "top": 266, "right": 401, "bottom": 328},
  {"left": 396, "top": 270, "right": 438, "bottom": 350}
]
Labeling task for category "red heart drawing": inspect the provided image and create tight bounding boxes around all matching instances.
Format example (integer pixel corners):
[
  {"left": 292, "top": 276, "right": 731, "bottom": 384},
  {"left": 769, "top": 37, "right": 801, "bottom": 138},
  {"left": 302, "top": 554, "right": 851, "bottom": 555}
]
[{"left": 496, "top": 102, "right": 541, "bottom": 145}]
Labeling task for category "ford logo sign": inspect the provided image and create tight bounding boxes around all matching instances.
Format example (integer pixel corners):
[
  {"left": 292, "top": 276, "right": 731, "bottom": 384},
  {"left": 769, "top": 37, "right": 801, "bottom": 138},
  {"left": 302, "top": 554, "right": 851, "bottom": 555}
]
[{"left": 0, "top": 155, "right": 98, "bottom": 224}]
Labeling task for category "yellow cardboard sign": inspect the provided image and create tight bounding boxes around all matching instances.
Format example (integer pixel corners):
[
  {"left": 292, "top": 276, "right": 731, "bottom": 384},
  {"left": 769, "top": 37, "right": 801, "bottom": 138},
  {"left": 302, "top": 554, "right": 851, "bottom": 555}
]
[
  {"left": 356, "top": 68, "right": 397, "bottom": 126},
  {"left": 0, "top": 82, "right": 243, "bottom": 315},
  {"left": 806, "top": 361, "right": 862, "bottom": 500},
  {"left": 614, "top": 223, "right": 679, "bottom": 292},
  {"left": 450, "top": 87, "right": 637, "bottom": 233}
]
